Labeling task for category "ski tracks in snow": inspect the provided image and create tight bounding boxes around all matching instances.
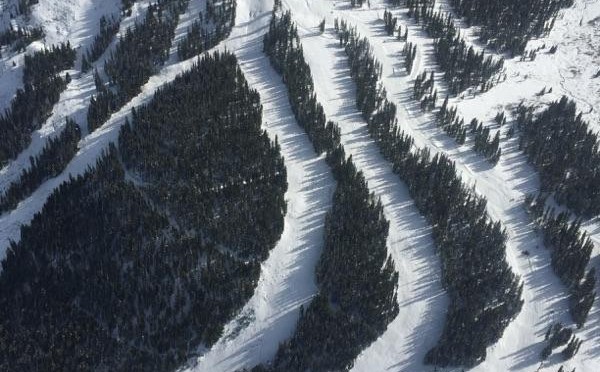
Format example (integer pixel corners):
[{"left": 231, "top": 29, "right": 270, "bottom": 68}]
[
  {"left": 187, "top": 0, "right": 336, "bottom": 370},
  {"left": 292, "top": 18, "right": 448, "bottom": 372}
]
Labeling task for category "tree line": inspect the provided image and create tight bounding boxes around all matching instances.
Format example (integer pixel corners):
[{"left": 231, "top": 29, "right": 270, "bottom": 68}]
[
  {"left": 81, "top": 15, "right": 121, "bottom": 73},
  {"left": 403, "top": 1, "right": 504, "bottom": 95},
  {"left": 0, "top": 51, "right": 287, "bottom": 372},
  {"left": 525, "top": 194, "right": 596, "bottom": 329},
  {"left": 516, "top": 97, "right": 600, "bottom": 217},
  {"left": 177, "top": 0, "right": 236, "bottom": 60},
  {"left": 87, "top": 0, "right": 188, "bottom": 132},
  {"left": 0, "top": 118, "right": 80, "bottom": 214},
  {"left": 256, "top": 7, "right": 400, "bottom": 371},
  {"left": 0, "top": 42, "right": 75, "bottom": 166},
  {"left": 0, "top": 25, "right": 43, "bottom": 55},
  {"left": 335, "top": 19, "right": 522, "bottom": 368},
  {"left": 449, "top": 0, "right": 574, "bottom": 55}
]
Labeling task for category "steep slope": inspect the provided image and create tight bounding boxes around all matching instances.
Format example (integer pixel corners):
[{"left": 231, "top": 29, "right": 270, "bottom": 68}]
[
  {"left": 187, "top": 1, "right": 337, "bottom": 369},
  {"left": 294, "top": 18, "right": 448, "bottom": 372}
]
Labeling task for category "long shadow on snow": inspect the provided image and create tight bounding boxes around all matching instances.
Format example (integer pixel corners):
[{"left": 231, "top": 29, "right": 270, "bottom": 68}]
[{"left": 324, "top": 40, "right": 448, "bottom": 371}]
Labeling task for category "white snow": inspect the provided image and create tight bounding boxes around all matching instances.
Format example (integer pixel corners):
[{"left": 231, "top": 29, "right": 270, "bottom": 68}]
[
  {"left": 0, "top": 0, "right": 598, "bottom": 371},
  {"left": 184, "top": 1, "right": 336, "bottom": 370},
  {"left": 0, "top": 0, "right": 210, "bottom": 258}
]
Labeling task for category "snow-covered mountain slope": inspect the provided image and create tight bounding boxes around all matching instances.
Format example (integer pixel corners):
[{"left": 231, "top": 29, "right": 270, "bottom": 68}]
[
  {"left": 298, "top": 24, "right": 448, "bottom": 372},
  {"left": 0, "top": 0, "right": 598, "bottom": 371},
  {"left": 0, "top": 0, "right": 126, "bottom": 192},
  {"left": 187, "top": 2, "right": 336, "bottom": 369},
  {"left": 0, "top": 0, "right": 203, "bottom": 259}
]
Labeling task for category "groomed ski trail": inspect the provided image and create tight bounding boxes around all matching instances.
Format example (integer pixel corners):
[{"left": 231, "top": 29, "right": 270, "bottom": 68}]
[
  {"left": 282, "top": 4, "right": 449, "bottom": 370},
  {"left": 185, "top": 0, "right": 336, "bottom": 370},
  {"left": 336, "top": 2, "right": 597, "bottom": 371}
]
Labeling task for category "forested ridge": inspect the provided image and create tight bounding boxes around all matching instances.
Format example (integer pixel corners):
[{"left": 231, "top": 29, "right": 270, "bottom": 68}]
[
  {"left": 254, "top": 6, "right": 400, "bottom": 371},
  {"left": 87, "top": 0, "right": 236, "bottom": 133},
  {"left": 0, "top": 42, "right": 75, "bottom": 166},
  {"left": 335, "top": 19, "right": 522, "bottom": 368},
  {"left": 0, "top": 51, "right": 287, "bottom": 372}
]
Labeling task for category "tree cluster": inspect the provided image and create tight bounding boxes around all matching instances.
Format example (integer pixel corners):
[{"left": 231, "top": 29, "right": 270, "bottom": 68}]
[
  {"left": 413, "top": 70, "right": 435, "bottom": 102},
  {"left": 335, "top": 20, "right": 522, "bottom": 368},
  {"left": 449, "top": 0, "right": 574, "bottom": 55},
  {"left": 0, "top": 25, "right": 43, "bottom": 54},
  {"left": 403, "top": 40, "right": 417, "bottom": 74},
  {"left": 22, "top": 42, "right": 76, "bottom": 85},
  {"left": 0, "top": 51, "right": 287, "bottom": 372},
  {"left": 541, "top": 323, "right": 582, "bottom": 361},
  {"left": 88, "top": 0, "right": 188, "bottom": 132},
  {"left": 436, "top": 95, "right": 466, "bottom": 144},
  {"left": 0, "top": 118, "right": 80, "bottom": 213},
  {"left": 435, "top": 97, "right": 501, "bottom": 164},
  {"left": 81, "top": 15, "right": 121, "bottom": 73},
  {"left": 383, "top": 9, "right": 397, "bottom": 36},
  {"left": 0, "top": 43, "right": 75, "bottom": 165},
  {"left": 516, "top": 97, "right": 600, "bottom": 217},
  {"left": 177, "top": 0, "right": 236, "bottom": 60},
  {"left": 525, "top": 194, "right": 596, "bottom": 328},
  {"left": 404, "top": 0, "right": 504, "bottom": 95},
  {"left": 261, "top": 9, "right": 400, "bottom": 371},
  {"left": 470, "top": 117, "right": 501, "bottom": 164}
]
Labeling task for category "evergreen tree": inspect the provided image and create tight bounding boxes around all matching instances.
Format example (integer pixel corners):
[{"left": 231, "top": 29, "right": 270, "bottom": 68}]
[{"left": 335, "top": 19, "right": 522, "bottom": 368}]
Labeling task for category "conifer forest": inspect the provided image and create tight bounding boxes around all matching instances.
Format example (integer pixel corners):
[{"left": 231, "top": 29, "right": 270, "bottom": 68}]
[{"left": 0, "top": 0, "right": 598, "bottom": 371}]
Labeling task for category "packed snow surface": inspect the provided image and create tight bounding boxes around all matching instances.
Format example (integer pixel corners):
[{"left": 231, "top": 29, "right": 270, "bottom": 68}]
[{"left": 0, "top": 0, "right": 598, "bottom": 371}]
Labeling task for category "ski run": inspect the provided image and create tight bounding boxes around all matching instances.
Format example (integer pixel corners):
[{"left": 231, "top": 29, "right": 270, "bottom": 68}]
[{"left": 0, "top": 0, "right": 598, "bottom": 371}]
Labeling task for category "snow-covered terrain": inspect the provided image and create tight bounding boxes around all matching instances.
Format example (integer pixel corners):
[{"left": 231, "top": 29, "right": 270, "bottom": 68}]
[
  {"left": 0, "top": 0, "right": 598, "bottom": 371},
  {"left": 184, "top": 4, "right": 335, "bottom": 370},
  {"left": 0, "top": 0, "right": 205, "bottom": 257}
]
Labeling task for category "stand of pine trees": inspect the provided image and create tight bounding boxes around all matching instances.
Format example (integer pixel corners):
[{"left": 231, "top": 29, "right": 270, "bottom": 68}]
[
  {"left": 340, "top": 19, "right": 501, "bottom": 165},
  {"left": 0, "top": 51, "right": 287, "bottom": 372},
  {"left": 402, "top": 1, "right": 503, "bottom": 95},
  {"left": 525, "top": 194, "right": 596, "bottom": 328},
  {"left": 258, "top": 8, "right": 399, "bottom": 371},
  {"left": 403, "top": 40, "right": 417, "bottom": 74},
  {"left": 87, "top": 0, "right": 189, "bottom": 133},
  {"left": 0, "top": 25, "right": 43, "bottom": 54},
  {"left": 335, "top": 20, "right": 522, "bottom": 368},
  {"left": 541, "top": 323, "right": 583, "bottom": 361},
  {"left": 177, "top": 0, "right": 236, "bottom": 60},
  {"left": 448, "top": 0, "right": 574, "bottom": 55},
  {"left": 0, "top": 43, "right": 75, "bottom": 166},
  {"left": 81, "top": 15, "right": 121, "bottom": 73},
  {"left": 516, "top": 97, "right": 600, "bottom": 217},
  {"left": 0, "top": 118, "right": 80, "bottom": 213}
]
